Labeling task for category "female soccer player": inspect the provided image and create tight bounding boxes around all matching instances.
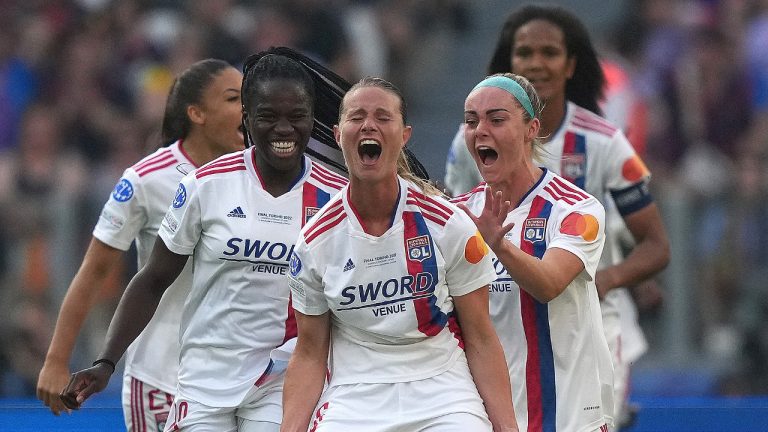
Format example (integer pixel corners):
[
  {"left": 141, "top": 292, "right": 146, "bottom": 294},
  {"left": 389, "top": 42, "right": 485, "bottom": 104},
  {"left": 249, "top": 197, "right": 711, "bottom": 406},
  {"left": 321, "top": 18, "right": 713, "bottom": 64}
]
[
  {"left": 60, "top": 51, "right": 348, "bottom": 431},
  {"left": 37, "top": 59, "right": 244, "bottom": 430},
  {"left": 454, "top": 73, "right": 614, "bottom": 431},
  {"left": 446, "top": 5, "right": 670, "bottom": 426},
  {"left": 282, "top": 77, "right": 518, "bottom": 432}
]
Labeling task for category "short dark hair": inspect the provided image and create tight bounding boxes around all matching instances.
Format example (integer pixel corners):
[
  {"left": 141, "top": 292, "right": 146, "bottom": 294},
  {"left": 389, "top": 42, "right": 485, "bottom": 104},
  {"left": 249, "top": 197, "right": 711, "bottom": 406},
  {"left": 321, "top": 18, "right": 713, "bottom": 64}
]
[{"left": 487, "top": 4, "right": 605, "bottom": 115}]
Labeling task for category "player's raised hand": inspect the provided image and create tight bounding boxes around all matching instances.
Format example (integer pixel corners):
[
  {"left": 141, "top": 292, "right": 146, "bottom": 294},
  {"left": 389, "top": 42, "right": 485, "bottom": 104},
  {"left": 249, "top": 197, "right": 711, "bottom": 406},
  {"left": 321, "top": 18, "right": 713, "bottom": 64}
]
[
  {"left": 457, "top": 186, "right": 514, "bottom": 251},
  {"left": 59, "top": 362, "right": 114, "bottom": 410}
]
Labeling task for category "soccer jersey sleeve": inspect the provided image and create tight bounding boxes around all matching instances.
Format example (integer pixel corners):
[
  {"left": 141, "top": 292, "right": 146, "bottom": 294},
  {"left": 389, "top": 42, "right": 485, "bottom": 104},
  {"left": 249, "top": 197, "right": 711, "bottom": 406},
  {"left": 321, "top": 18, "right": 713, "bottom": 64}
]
[
  {"left": 158, "top": 173, "right": 201, "bottom": 256},
  {"left": 441, "top": 209, "right": 496, "bottom": 297},
  {"left": 604, "top": 131, "right": 653, "bottom": 216},
  {"left": 287, "top": 240, "right": 328, "bottom": 315},
  {"left": 548, "top": 197, "right": 606, "bottom": 280},
  {"left": 92, "top": 168, "right": 148, "bottom": 251}
]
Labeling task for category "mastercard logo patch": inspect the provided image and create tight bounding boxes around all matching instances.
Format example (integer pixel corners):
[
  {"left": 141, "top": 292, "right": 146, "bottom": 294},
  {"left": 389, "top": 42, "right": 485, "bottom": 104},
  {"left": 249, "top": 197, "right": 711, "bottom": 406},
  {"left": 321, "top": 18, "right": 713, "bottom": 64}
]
[
  {"left": 464, "top": 230, "right": 489, "bottom": 264},
  {"left": 621, "top": 155, "right": 650, "bottom": 182},
  {"left": 560, "top": 212, "right": 599, "bottom": 241}
]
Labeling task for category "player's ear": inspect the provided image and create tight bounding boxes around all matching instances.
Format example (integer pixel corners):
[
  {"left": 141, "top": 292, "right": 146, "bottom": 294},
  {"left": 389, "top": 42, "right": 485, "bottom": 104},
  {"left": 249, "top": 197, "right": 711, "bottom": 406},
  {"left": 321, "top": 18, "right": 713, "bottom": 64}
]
[{"left": 188, "top": 104, "right": 205, "bottom": 125}]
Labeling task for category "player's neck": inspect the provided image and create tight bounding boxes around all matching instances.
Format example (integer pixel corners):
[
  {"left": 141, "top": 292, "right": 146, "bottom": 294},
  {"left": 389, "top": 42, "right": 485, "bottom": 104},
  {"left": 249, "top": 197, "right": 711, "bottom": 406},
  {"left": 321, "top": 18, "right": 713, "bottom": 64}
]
[
  {"left": 488, "top": 165, "right": 542, "bottom": 207},
  {"left": 539, "top": 96, "right": 567, "bottom": 142},
  {"left": 181, "top": 135, "right": 220, "bottom": 167},
  {"left": 348, "top": 177, "right": 400, "bottom": 236}
]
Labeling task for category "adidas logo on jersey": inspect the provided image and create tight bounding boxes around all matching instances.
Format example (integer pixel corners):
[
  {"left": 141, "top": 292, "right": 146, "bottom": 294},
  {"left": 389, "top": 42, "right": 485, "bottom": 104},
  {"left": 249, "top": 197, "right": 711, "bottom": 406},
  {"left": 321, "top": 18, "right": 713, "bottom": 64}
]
[
  {"left": 227, "top": 206, "right": 246, "bottom": 218},
  {"left": 343, "top": 258, "right": 355, "bottom": 272}
]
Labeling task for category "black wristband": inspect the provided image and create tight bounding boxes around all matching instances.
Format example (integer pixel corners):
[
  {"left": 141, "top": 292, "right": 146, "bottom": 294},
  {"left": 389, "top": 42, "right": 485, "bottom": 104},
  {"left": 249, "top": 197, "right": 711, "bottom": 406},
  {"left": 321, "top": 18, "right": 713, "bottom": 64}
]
[{"left": 92, "top": 358, "right": 116, "bottom": 373}]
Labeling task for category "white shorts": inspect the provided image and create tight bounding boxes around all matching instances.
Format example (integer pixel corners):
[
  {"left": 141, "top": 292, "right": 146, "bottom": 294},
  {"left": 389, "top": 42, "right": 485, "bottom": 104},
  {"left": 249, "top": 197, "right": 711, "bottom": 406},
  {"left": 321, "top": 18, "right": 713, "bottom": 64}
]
[
  {"left": 164, "top": 373, "right": 283, "bottom": 431},
  {"left": 122, "top": 373, "right": 175, "bottom": 432},
  {"left": 602, "top": 300, "right": 629, "bottom": 422},
  {"left": 309, "top": 357, "right": 492, "bottom": 431}
]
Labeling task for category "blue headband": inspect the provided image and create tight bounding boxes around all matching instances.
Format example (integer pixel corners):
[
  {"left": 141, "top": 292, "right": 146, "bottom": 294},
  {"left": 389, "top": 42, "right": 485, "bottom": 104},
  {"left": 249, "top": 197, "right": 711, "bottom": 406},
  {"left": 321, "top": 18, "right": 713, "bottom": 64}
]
[{"left": 472, "top": 76, "right": 535, "bottom": 118}]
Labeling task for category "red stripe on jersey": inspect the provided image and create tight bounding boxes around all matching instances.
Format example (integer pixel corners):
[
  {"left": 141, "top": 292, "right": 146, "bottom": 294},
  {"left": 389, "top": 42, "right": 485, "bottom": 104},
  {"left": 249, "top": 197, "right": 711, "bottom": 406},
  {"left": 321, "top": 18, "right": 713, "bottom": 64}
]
[
  {"left": 139, "top": 379, "right": 146, "bottom": 432},
  {"left": 574, "top": 109, "right": 616, "bottom": 131},
  {"left": 447, "top": 313, "right": 464, "bottom": 349},
  {"left": 450, "top": 184, "right": 487, "bottom": 204},
  {"left": 131, "top": 378, "right": 138, "bottom": 432},
  {"left": 544, "top": 185, "right": 576, "bottom": 205},
  {"left": 311, "top": 163, "right": 348, "bottom": 187},
  {"left": 520, "top": 196, "right": 549, "bottom": 432},
  {"left": 572, "top": 119, "right": 617, "bottom": 137},
  {"left": 405, "top": 199, "right": 449, "bottom": 226},
  {"left": 572, "top": 111, "right": 617, "bottom": 137},
  {"left": 406, "top": 193, "right": 451, "bottom": 227},
  {"left": 203, "top": 151, "right": 244, "bottom": 167},
  {"left": 196, "top": 153, "right": 244, "bottom": 172},
  {"left": 310, "top": 170, "right": 347, "bottom": 189},
  {"left": 136, "top": 158, "right": 178, "bottom": 177},
  {"left": 407, "top": 188, "right": 453, "bottom": 216},
  {"left": 133, "top": 148, "right": 173, "bottom": 172},
  {"left": 195, "top": 164, "right": 246, "bottom": 179},
  {"left": 552, "top": 177, "right": 589, "bottom": 200},
  {"left": 304, "top": 201, "right": 346, "bottom": 244}
]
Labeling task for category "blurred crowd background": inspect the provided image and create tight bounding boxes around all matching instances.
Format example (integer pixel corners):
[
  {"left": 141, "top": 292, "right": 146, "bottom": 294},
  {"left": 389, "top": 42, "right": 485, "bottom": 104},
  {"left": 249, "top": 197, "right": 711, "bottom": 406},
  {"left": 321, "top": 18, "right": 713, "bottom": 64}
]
[{"left": 1, "top": 0, "right": 767, "bottom": 400}]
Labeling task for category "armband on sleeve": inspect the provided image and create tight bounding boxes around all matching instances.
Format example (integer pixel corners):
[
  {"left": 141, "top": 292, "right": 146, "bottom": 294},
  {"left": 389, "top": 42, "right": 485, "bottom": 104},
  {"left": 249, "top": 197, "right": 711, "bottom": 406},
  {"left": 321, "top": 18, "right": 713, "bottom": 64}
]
[{"left": 610, "top": 182, "right": 653, "bottom": 216}]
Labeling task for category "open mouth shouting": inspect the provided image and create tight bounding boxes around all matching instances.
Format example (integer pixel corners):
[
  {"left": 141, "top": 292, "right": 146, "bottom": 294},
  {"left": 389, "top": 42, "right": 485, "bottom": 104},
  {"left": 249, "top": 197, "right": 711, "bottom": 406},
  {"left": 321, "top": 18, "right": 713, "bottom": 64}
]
[
  {"left": 359, "top": 139, "right": 382, "bottom": 165},
  {"left": 477, "top": 146, "right": 499, "bottom": 166}
]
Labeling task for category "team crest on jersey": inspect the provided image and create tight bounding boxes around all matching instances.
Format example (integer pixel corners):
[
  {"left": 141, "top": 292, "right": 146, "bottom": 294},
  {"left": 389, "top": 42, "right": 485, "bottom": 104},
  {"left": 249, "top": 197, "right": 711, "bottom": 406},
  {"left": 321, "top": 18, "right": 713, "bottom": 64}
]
[
  {"left": 112, "top": 178, "right": 134, "bottom": 202},
  {"left": 305, "top": 207, "right": 320, "bottom": 224},
  {"left": 406, "top": 235, "right": 432, "bottom": 262},
  {"left": 523, "top": 218, "right": 547, "bottom": 243},
  {"left": 172, "top": 184, "right": 187, "bottom": 208},
  {"left": 561, "top": 154, "right": 586, "bottom": 180},
  {"left": 289, "top": 252, "right": 302, "bottom": 276}
]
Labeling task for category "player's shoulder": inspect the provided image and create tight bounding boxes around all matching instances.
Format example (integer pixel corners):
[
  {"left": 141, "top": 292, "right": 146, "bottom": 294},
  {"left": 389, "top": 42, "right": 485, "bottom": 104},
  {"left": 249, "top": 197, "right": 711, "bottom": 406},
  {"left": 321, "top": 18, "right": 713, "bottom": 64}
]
[
  {"left": 567, "top": 103, "right": 620, "bottom": 141},
  {"left": 125, "top": 144, "right": 182, "bottom": 180},
  {"left": 300, "top": 191, "right": 348, "bottom": 247},
  {"left": 449, "top": 183, "right": 486, "bottom": 206},
  {"left": 404, "top": 183, "right": 459, "bottom": 229},
  {"left": 539, "top": 172, "right": 600, "bottom": 212},
  {"left": 194, "top": 150, "right": 246, "bottom": 181},
  {"left": 307, "top": 159, "right": 348, "bottom": 192}
]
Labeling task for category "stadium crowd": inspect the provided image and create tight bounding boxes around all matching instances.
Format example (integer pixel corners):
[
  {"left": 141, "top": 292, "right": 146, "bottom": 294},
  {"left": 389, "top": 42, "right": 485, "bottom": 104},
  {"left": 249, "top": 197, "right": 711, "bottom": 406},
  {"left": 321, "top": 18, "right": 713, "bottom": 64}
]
[{"left": 0, "top": 0, "right": 767, "bottom": 404}]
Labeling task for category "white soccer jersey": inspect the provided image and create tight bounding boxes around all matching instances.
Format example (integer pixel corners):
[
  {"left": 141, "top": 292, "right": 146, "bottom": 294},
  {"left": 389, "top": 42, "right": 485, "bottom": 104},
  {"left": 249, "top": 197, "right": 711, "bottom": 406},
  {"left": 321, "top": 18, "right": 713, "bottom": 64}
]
[
  {"left": 289, "top": 176, "right": 496, "bottom": 386},
  {"left": 158, "top": 149, "right": 347, "bottom": 407},
  {"left": 93, "top": 140, "right": 197, "bottom": 395},
  {"left": 535, "top": 101, "right": 653, "bottom": 367},
  {"left": 453, "top": 169, "right": 614, "bottom": 432}
]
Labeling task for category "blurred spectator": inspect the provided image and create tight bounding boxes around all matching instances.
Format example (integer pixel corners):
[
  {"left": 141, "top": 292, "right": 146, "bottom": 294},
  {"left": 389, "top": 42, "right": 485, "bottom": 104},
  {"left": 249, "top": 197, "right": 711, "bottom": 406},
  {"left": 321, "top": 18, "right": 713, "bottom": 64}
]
[
  {"left": 694, "top": 152, "right": 768, "bottom": 394},
  {"left": 0, "top": 14, "right": 38, "bottom": 152},
  {"left": 0, "top": 103, "right": 88, "bottom": 395}
]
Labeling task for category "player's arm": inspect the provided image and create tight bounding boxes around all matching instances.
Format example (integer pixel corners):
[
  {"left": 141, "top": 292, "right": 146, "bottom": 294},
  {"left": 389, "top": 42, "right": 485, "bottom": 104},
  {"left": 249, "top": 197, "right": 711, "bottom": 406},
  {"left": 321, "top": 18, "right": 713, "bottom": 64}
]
[
  {"left": 454, "top": 287, "right": 519, "bottom": 432},
  {"left": 37, "top": 238, "right": 123, "bottom": 415},
  {"left": 59, "top": 239, "right": 187, "bottom": 409},
  {"left": 281, "top": 310, "right": 330, "bottom": 432},
  {"left": 595, "top": 202, "right": 669, "bottom": 298},
  {"left": 458, "top": 187, "right": 585, "bottom": 303}
]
